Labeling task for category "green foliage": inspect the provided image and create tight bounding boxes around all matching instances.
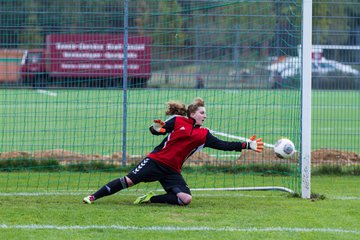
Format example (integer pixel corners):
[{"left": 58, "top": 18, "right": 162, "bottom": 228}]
[
  {"left": 225, "top": 2, "right": 276, "bottom": 45},
  {"left": 310, "top": 192, "right": 326, "bottom": 200},
  {"left": 292, "top": 192, "right": 326, "bottom": 201},
  {"left": 18, "top": 1, "right": 43, "bottom": 48},
  {"left": 350, "top": 166, "right": 360, "bottom": 175},
  {"left": 153, "top": 0, "right": 184, "bottom": 50},
  {"left": 1, "top": 158, "right": 358, "bottom": 177},
  {"left": 312, "top": 165, "right": 360, "bottom": 176},
  {"left": 0, "top": 0, "right": 359, "bottom": 52},
  {"left": 132, "top": 1, "right": 153, "bottom": 36},
  {"left": 313, "top": 1, "right": 349, "bottom": 44},
  {"left": 0, "top": 158, "right": 59, "bottom": 171},
  {"left": 314, "top": 165, "right": 343, "bottom": 175},
  {"left": 0, "top": 158, "right": 136, "bottom": 172}
]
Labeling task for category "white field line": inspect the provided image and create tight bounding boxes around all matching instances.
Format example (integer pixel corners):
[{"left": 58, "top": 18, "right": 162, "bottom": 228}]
[
  {"left": 0, "top": 191, "right": 359, "bottom": 200},
  {"left": 35, "top": 89, "right": 58, "bottom": 97},
  {"left": 0, "top": 191, "right": 279, "bottom": 198},
  {"left": 0, "top": 224, "right": 359, "bottom": 234}
]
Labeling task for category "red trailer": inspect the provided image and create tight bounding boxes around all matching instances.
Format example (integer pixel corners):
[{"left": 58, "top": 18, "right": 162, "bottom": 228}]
[{"left": 21, "top": 34, "right": 152, "bottom": 88}]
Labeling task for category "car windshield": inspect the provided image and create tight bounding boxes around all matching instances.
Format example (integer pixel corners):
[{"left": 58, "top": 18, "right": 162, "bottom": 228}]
[
  {"left": 26, "top": 52, "right": 42, "bottom": 64},
  {"left": 318, "top": 62, "right": 335, "bottom": 69}
]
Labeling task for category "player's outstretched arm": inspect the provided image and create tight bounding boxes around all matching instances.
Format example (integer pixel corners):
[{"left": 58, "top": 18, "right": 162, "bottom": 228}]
[{"left": 205, "top": 132, "right": 263, "bottom": 152}]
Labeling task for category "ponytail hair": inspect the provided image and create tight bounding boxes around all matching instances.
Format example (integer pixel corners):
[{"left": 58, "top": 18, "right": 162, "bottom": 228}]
[
  {"left": 165, "top": 101, "right": 187, "bottom": 116},
  {"left": 187, "top": 97, "right": 205, "bottom": 117}
]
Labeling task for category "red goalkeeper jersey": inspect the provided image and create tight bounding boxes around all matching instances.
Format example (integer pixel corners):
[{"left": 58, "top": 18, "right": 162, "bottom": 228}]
[{"left": 147, "top": 116, "right": 244, "bottom": 173}]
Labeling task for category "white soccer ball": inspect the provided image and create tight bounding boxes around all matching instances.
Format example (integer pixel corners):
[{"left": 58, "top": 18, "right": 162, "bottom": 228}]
[{"left": 274, "top": 138, "right": 295, "bottom": 159}]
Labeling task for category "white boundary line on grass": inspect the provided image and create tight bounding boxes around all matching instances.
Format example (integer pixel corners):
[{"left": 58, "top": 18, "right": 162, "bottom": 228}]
[
  {"left": 36, "top": 89, "right": 58, "bottom": 97},
  {"left": 0, "top": 224, "right": 359, "bottom": 234},
  {"left": 1, "top": 191, "right": 359, "bottom": 200},
  {"left": 0, "top": 191, "right": 281, "bottom": 198}
]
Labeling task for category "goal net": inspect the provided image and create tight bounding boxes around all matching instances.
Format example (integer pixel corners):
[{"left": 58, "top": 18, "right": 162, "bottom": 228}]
[{"left": 0, "top": 0, "right": 302, "bottom": 196}]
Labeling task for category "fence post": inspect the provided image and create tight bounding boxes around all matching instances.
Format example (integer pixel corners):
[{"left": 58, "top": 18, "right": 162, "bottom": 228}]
[{"left": 122, "top": 0, "right": 129, "bottom": 167}]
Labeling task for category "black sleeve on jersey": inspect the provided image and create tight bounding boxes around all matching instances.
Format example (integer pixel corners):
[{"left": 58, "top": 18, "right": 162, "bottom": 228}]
[
  {"left": 204, "top": 131, "right": 245, "bottom": 151},
  {"left": 149, "top": 116, "right": 176, "bottom": 135}
]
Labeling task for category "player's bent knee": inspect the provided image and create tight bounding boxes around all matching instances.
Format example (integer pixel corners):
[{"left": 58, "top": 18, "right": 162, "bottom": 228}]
[
  {"left": 177, "top": 193, "right": 192, "bottom": 205},
  {"left": 125, "top": 176, "right": 134, "bottom": 187}
]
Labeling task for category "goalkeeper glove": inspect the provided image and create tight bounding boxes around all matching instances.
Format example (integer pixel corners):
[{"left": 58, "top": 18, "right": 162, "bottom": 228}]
[
  {"left": 246, "top": 135, "right": 264, "bottom": 153},
  {"left": 152, "top": 119, "right": 166, "bottom": 133}
]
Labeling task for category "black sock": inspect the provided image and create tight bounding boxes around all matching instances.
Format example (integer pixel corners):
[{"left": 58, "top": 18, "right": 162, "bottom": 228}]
[
  {"left": 150, "top": 193, "right": 180, "bottom": 205},
  {"left": 93, "top": 177, "right": 128, "bottom": 200}
]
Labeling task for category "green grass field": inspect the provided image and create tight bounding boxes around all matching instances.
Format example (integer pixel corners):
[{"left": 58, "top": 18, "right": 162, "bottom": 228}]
[
  {"left": 0, "top": 175, "right": 359, "bottom": 240},
  {"left": 0, "top": 88, "right": 359, "bottom": 239},
  {"left": 0, "top": 88, "right": 359, "bottom": 155}
]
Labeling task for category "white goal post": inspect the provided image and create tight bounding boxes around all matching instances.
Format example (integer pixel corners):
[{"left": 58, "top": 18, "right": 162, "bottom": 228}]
[{"left": 301, "top": 0, "right": 313, "bottom": 199}]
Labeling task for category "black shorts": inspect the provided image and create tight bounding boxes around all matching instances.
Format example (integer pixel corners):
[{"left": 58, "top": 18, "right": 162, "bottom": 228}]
[{"left": 127, "top": 157, "right": 191, "bottom": 195}]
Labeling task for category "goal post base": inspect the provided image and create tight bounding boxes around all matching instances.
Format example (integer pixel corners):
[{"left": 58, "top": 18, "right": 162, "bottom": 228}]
[{"left": 188, "top": 187, "right": 294, "bottom": 194}]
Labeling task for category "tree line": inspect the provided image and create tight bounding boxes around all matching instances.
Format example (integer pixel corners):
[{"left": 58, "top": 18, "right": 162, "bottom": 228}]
[{"left": 0, "top": 0, "right": 359, "bottom": 56}]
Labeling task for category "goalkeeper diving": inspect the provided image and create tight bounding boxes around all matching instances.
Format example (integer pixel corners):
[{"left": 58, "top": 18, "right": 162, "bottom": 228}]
[{"left": 83, "top": 97, "right": 264, "bottom": 206}]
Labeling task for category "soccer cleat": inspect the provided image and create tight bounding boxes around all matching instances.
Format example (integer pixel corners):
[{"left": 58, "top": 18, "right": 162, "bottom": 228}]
[
  {"left": 83, "top": 195, "right": 95, "bottom": 204},
  {"left": 133, "top": 192, "right": 155, "bottom": 204}
]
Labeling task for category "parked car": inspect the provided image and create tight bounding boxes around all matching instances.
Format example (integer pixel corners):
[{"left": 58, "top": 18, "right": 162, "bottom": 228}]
[{"left": 267, "top": 56, "right": 359, "bottom": 89}]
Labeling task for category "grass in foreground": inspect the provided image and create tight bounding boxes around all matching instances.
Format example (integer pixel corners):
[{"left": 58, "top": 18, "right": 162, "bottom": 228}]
[{"left": 0, "top": 175, "right": 359, "bottom": 240}]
